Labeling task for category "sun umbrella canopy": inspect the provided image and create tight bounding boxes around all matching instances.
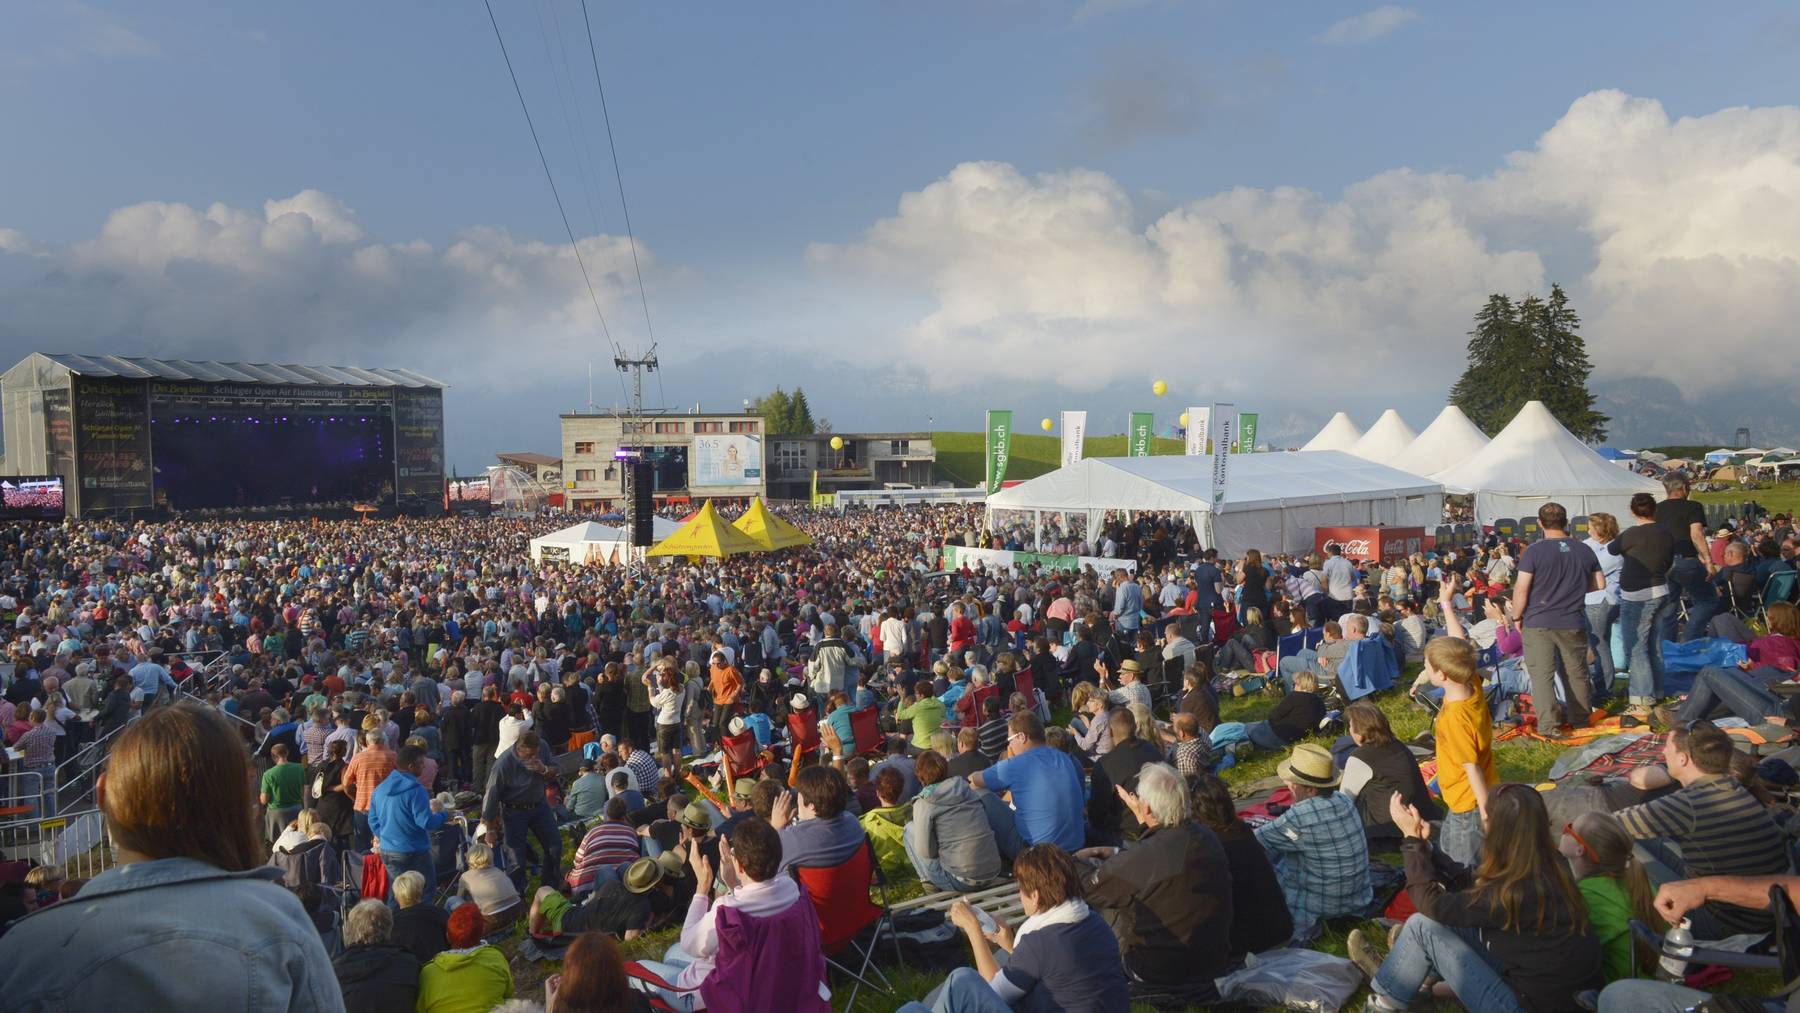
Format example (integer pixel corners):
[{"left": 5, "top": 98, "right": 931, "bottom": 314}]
[
  {"left": 645, "top": 501, "right": 763, "bottom": 558},
  {"left": 731, "top": 498, "right": 813, "bottom": 550}
]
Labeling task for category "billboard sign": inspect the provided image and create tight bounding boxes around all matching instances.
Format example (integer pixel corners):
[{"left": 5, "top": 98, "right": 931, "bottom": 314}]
[
  {"left": 692, "top": 434, "right": 763, "bottom": 487},
  {"left": 73, "top": 377, "right": 152, "bottom": 511}
]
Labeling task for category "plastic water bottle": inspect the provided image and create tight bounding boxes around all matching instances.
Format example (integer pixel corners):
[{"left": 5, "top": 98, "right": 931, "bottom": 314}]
[{"left": 1658, "top": 918, "right": 1694, "bottom": 981}]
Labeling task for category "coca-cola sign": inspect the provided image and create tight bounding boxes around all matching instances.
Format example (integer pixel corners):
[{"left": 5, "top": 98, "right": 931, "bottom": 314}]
[
  {"left": 1323, "top": 537, "right": 1372, "bottom": 557},
  {"left": 1313, "top": 526, "right": 1427, "bottom": 563}
]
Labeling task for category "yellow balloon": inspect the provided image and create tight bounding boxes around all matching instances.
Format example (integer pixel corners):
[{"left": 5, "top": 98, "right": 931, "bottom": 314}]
[
  {"left": 829, "top": 436, "right": 844, "bottom": 450},
  {"left": 1040, "top": 418, "right": 1053, "bottom": 431},
  {"left": 1179, "top": 412, "right": 1189, "bottom": 426},
  {"left": 1152, "top": 379, "right": 1168, "bottom": 397}
]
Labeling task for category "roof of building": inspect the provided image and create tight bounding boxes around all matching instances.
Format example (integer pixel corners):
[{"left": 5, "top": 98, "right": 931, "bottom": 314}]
[
  {"left": 497, "top": 452, "right": 561, "bottom": 466},
  {"left": 24, "top": 353, "right": 447, "bottom": 389}
]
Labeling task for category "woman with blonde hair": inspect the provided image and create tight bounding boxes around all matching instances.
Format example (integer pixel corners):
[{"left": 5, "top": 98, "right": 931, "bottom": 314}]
[
  {"left": 1067, "top": 682, "right": 1112, "bottom": 756},
  {"left": 1583, "top": 512, "right": 1624, "bottom": 703},
  {"left": 1560, "top": 810, "right": 1661, "bottom": 982},
  {"left": 0, "top": 703, "right": 343, "bottom": 1010}
]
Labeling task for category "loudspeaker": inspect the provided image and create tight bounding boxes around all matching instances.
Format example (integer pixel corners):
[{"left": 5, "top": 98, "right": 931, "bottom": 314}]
[{"left": 631, "top": 460, "right": 654, "bottom": 544}]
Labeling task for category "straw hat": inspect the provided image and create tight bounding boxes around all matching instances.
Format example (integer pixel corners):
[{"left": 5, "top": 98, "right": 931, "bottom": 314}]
[
  {"left": 623, "top": 856, "right": 666, "bottom": 894},
  {"left": 1276, "top": 743, "right": 1341, "bottom": 789}
]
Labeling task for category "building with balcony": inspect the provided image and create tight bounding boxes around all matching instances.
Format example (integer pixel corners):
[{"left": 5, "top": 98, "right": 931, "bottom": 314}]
[
  {"left": 560, "top": 411, "right": 766, "bottom": 510},
  {"left": 764, "top": 432, "right": 937, "bottom": 500}
]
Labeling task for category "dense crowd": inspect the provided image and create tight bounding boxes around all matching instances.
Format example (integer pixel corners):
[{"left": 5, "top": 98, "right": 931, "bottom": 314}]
[{"left": 0, "top": 481, "right": 1799, "bottom": 1011}]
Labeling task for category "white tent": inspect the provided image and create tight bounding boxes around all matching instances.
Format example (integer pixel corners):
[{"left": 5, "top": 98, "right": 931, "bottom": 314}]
[
  {"left": 528, "top": 518, "right": 682, "bottom": 565},
  {"left": 1347, "top": 409, "right": 1419, "bottom": 466},
  {"left": 1301, "top": 412, "right": 1363, "bottom": 452},
  {"left": 1388, "top": 405, "right": 1491, "bottom": 478},
  {"left": 984, "top": 451, "right": 1443, "bottom": 557},
  {"left": 1432, "top": 401, "right": 1662, "bottom": 525}
]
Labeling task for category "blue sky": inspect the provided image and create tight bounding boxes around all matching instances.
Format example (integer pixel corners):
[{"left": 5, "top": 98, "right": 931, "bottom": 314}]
[{"left": 5, "top": 1, "right": 1800, "bottom": 466}]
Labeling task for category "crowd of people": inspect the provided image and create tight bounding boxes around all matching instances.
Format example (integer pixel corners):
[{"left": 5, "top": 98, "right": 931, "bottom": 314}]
[{"left": 0, "top": 480, "right": 1798, "bottom": 1011}]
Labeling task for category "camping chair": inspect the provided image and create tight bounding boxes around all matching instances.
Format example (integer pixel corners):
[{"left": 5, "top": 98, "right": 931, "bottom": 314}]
[
  {"left": 787, "top": 709, "right": 822, "bottom": 763},
  {"left": 1627, "top": 884, "right": 1800, "bottom": 1006},
  {"left": 790, "top": 835, "right": 903, "bottom": 1011},
  {"left": 719, "top": 730, "right": 768, "bottom": 784},
  {"left": 847, "top": 705, "right": 884, "bottom": 758},
  {"left": 1338, "top": 638, "right": 1398, "bottom": 702},
  {"left": 1764, "top": 571, "right": 1800, "bottom": 625},
  {"left": 949, "top": 684, "right": 999, "bottom": 729},
  {"left": 622, "top": 962, "right": 695, "bottom": 1012}
]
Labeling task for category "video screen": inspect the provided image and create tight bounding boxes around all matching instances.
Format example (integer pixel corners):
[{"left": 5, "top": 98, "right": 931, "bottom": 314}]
[{"left": 0, "top": 477, "right": 66, "bottom": 520}]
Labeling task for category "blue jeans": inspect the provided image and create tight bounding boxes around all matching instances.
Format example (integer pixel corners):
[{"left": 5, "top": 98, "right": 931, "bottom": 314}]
[
  {"left": 903, "top": 826, "right": 992, "bottom": 893},
  {"left": 1618, "top": 595, "right": 1673, "bottom": 704},
  {"left": 897, "top": 966, "right": 1011, "bottom": 1013},
  {"left": 1278, "top": 650, "right": 1317, "bottom": 691},
  {"left": 1585, "top": 601, "right": 1619, "bottom": 700},
  {"left": 1373, "top": 915, "right": 1523, "bottom": 1013},
  {"left": 1596, "top": 978, "right": 1744, "bottom": 1013},
  {"left": 1439, "top": 807, "right": 1484, "bottom": 868},
  {"left": 1665, "top": 557, "right": 1721, "bottom": 643},
  {"left": 1676, "top": 665, "right": 1786, "bottom": 725},
  {"left": 501, "top": 801, "right": 562, "bottom": 890},
  {"left": 1246, "top": 720, "right": 1287, "bottom": 751},
  {"left": 635, "top": 944, "right": 702, "bottom": 1013},
  {"left": 380, "top": 849, "right": 435, "bottom": 906}
]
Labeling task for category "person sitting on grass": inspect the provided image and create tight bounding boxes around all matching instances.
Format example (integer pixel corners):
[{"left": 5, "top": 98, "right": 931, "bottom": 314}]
[
  {"left": 907, "top": 748, "right": 1007, "bottom": 893},
  {"left": 896, "top": 844, "right": 1129, "bottom": 1013},
  {"left": 1348, "top": 785, "right": 1601, "bottom": 1013},
  {"left": 544, "top": 931, "right": 653, "bottom": 1013},
  {"left": 530, "top": 855, "right": 681, "bottom": 942},
  {"left": 1559, "top": 810, "right": 1663, "bottom": 983},
  {"left": 331, "top": 899, "right": 420, "bottom": 1013},
  {"left": 1340, "top": 700, "right": 1441, "bottom": 845},
  {"left": 1191, "top": 773, "right": 1292, "bottom": 960},
  {"left": 452, "top": 841, "right": 522, "bottom": 936},
  {"left": 389, "top": 869, "right": 449, "bottom": 964},
  {"left": 1170, "top": 711, "right": 1213, "bottom": 778},
  {"left": 417, "top": 902, "right": 513, "bottom": 1013},
  {"left": 1243, "top": 670, "right": 1326, "bottom": 753},
  {"left": 1252, "top": 742, "right": 1370, "bottom": 941}
]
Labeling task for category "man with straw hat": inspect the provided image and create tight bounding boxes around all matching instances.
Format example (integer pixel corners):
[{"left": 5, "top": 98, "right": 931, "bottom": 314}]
[
  {"left": 1252, "top": 743, "right": 1372, "bottom": 940},
  {"left": 528, "top": 855, "right": 680, "bottom": 941}
]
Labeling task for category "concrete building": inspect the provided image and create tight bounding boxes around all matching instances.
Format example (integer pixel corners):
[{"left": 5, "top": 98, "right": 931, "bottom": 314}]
[
  {"left": 764, "top": 432, "right": 937, "bottom": 500},
  {"left": 560, "top": 411, "right": 765, "bottom": 510}
]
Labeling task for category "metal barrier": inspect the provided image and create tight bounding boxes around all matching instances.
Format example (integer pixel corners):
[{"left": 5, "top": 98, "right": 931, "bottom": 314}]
[
  {"left": 0, "top": 770, "right": 46, "bottom": 822},
  {"left": 0, "top": 808, "right": 111, "bottom": 878}
]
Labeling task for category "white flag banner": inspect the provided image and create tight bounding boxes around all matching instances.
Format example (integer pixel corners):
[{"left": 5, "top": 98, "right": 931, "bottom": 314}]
[
  {"left": 1059, "top": 411, "right": 1087, "bottom": 468},
  {"left": 1210, "top": 402, "right": 1236, "bottom": 507},
  {"left": 1185, "top": 406, "right": 1210, "bottom": 456}
]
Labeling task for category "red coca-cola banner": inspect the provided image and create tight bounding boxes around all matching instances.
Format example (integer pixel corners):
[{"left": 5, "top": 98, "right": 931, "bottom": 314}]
[{"left": 1313, "top": 526, "right": 1427, "bottom": 563}]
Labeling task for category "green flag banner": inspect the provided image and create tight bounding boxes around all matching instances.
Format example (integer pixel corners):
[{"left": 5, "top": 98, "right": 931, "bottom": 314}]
[
  {"left": 985, "top": 410, "right": 1013, "bottom": 494},
  {"left": 1236, "top": 412, "right": 1259, "bottom": 453},
  {"left": 1128, "top": 411, "right": 1154, "bottom": 457}
]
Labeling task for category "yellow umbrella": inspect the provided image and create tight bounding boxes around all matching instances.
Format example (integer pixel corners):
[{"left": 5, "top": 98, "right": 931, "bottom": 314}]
[
  {"left": 644, "top": 501, "right": 763, "bottom": 558},
  {"left": 731, "top": 498, "right": 814, "bottom": 550}
]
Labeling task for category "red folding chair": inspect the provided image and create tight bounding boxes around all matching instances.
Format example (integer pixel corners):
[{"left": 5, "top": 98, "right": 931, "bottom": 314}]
[
  {"left": 787, "top": 709, "right": 821, "bottom": 760},
  {"left": 719, "top": 730, "right": 767, "bottom": 786},
  {"left": 847, "top": 705, "right": 883, "bottom": 758},
  {"left": 790, "top": 835, "right": 903, "bottom": 1010},
  {"left": 1012, "top": 667, "right": 1035, "bottom": 708},
  {"left": 622, "top": 962, "right": 695, "bottom": 1012},
  {"left": 953, "top": 683, "right": 999, "bottom": 727}
]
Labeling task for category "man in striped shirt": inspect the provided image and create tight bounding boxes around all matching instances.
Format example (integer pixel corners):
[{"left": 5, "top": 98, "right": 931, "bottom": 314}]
[
  {"left": 298, "top": 707, "right": 333, "bottom": 765},
  {"left": 1617, "top": 721, "right": 1789, "bottom": 936},
  {"left": 567, "top": 797, "right": 642, "bottom": 890}
]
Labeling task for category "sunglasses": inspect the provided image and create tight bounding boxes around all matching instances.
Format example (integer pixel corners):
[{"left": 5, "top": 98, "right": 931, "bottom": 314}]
[{"left": 1561, "top": 822, "right": 1594, "bottom": 860}]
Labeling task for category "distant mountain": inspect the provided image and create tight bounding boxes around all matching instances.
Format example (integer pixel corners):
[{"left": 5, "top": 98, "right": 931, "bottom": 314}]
[{"left": 1594, "top": 376, "right": 1800, "bottom": 449}]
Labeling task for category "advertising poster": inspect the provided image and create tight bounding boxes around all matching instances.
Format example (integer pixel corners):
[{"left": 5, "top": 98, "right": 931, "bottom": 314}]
[
  {"left": 1185, "top": 406, "right": 1209, "bottom": 456},
  {"left": 1059, "top": 410, "right": 1086, "bottom": 468},
  {"left": 1128, "top": 411, "right": 1154, "bottom": 457},
  {"left": 1209, "top": 402, "right": 1236, "bottom": 507},
  {"left": 394, "top": 388, "right": 446, "bottom": 504},
  {"left": 984, "top": 410, "right": 1012, "bottom": 494},
  {"left": 73, "top": 377, "right": 152, "bottom": 511},
  {"left": 1236, "top": 412, "right": 1259, "bottom": 454},
  {"left": 692, "top": 433, "right": 763, "bottom": 487}
]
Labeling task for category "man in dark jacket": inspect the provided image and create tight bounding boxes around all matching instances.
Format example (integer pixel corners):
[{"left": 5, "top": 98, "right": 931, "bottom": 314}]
[
  {"left": 1087, "top": 708, "right": 1164, "bottom": 843},
  {"left": 333, "top": 899, "right": 421, "bottom": 1013},
  {"left": 439, "top": 689, "right": 474, "bottom": 789},
  {"left": 470, "top": 684, "right": 505, "bottom": 796}
]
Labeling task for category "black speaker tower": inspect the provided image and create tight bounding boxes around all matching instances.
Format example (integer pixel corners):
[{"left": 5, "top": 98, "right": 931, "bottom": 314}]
[{"left": 631, "top": 459, "right": 654, "bottom": 544}]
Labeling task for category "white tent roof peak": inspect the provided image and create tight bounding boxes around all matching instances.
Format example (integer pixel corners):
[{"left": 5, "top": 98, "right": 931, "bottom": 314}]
[
  {"left": 1431, "top": 400, "right": 1660, "bottom": 522},
  {"left": 1301, "top": 412, "right": 1363, "bottom": 452},
  {"left": 1347, "top": 409, "right": 1418, "bottom": 465},
  {"left": 1387, "top": 405, "right": 1491, "bottom": 478}
]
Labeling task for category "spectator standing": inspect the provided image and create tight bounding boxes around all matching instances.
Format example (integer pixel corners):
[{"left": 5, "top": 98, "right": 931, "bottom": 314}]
[
  {"left": 367, "top": 742, "right": 449, "bottom": 898},
  {"left": 1656, "top": 475, "right": 1720, "bottom": 642},
  {"left": 258, "top": 742, "right": 305, "bottom": 845},
  {"left": 1611, "top": 493, "right": 1677, "bottom": 715},
  {"left": 341, "top": 728, "right": 396, "bottom": 852},
  {"left": 1510, "top": 502, "right": 1603, "bottom": 732}
]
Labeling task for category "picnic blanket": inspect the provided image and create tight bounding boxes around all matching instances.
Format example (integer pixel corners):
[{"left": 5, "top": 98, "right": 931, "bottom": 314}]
[
  {"left": 1548, "top": 732, "right": 1662, "bottom": 781},
  {"left": 1236, "top": 787, "right": 1294, "bottom": 829}
]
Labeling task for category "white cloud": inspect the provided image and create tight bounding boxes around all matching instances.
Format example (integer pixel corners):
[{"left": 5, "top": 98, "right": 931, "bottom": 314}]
[
  {"left": 0, "top": 190, "right": 657, "bottom": 395},
  {"left": 1315, "top": 5, "right": 1418, "bottom": 46},
  {"left": 811, "top": 90, "right": 1800, "bottom": 398}
]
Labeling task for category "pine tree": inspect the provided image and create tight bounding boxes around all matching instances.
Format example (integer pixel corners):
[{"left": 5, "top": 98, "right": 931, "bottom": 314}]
[
  {"left": 1448, "top": 286, "right": 1608, "bottom": 441},
  {"left": 1541, "top": 284, "right": 1609, "bottom": 441},
  {"left": 789, "top": 388, "right": 816, "bottom": 434},
  {"left": 1449, "top": 294, "right": 1523, "bottom": 434},
  {"left": 754, "top": 387, "right": 797, "bottom": 434}
]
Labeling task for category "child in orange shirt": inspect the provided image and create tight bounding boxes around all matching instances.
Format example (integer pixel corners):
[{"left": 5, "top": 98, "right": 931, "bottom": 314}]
[{"left": 1427, "top": 575, "right": 1497, "bottom": 866}]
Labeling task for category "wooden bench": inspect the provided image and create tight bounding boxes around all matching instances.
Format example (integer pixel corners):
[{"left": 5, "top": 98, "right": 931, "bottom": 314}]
[{"left": 890, "top": 879, "right": 1022, "bottom": 924}]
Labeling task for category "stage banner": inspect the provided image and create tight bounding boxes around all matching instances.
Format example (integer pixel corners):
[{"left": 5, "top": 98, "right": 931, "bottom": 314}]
[
  {"left": 693, "top": 434, "right": 762, "bottom": 487},
  {"left": 1210, "top": 402, "right": 1236, "bottom": 507},
  {"left": 1128, "top": 411, "right": 1154, "bottom": 457},
  {"left": 1185, "top": 406, "right": 1210, "bottom": 456},
  {"left": 72, "top": 377, "right": 152, "bottom": 512},
  {"left": 1236, "top": 412, "right": 1259, "bottom": 454},
  {"left": 984, "top": 410, "right": 1013, "bottom": 494},
  {"left": 43, "top": 388, "right": 75, "bottom": 493},
  {"left": 394, "top": 388, "right": 446, "bottom": 508},
  {"left": 1059, "top": 411, "right": 1086, "bottom": 468}
]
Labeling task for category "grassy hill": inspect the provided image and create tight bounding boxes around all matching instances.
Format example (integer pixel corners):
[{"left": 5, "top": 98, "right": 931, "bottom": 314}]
[{"left": 933, "top": 431, "right": 1187, "bottom": 487}]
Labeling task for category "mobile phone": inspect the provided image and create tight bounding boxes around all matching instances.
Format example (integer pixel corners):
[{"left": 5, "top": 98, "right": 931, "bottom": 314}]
[{"left": 975, "top": 908, "right": 997, "bottom": 934}]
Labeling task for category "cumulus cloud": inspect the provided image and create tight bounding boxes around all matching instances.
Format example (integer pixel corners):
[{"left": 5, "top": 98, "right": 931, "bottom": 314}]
[
  {"left": 1315, "top": 5, "right": 1418, "bottom": 46},
  {"left": 811, "top": 90, "right": 1800, "bottom": 400},
  {"left": 0, "top": 189, "right": 657, "bottom": 396}
]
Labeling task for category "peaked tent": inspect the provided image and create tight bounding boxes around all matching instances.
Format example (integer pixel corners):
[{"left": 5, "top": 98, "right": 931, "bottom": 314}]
[
  {"left": 527, "top": 518, "right": 682, "bottom": 564},
  {"left": 1432, "top": 401, "right": 1661, "bottom": 525},
  {"left": 984, "top": 451, "right": 1442, "bottom": 557},
  {"left": 1301, "top": 412, "right": 1363, "bottom": 452},
  {"left": 1347, "top": 409, "right": 1419, "bottom": 466},
  {"left": 1388, "top": 406, "right": 1491, "bottom": 478},
  {"left": 731, "top": 498, "right": 813, "bottom": 550},
  {"left": 645, "top": 501, "right": 763, "bottom": 558}
]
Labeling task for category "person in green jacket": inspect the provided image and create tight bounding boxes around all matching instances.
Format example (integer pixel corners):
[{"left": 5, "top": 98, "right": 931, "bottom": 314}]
[
  {"left": 858, "top": 766, "right": 913, "bottom": 882},
  {"left": 417, "top": 902, "right": 512, "bottom": 1013},
  {"left": 894, "top": 679, "right": 946, "bottom": 743},
  {"left": 1561, "top": 810, "right": 1663, "bottom": 982}
]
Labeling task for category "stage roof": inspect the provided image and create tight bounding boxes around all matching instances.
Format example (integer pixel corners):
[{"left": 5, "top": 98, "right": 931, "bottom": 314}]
[{"left": 30, "top": 353, "right": 447, "bottom": 389}]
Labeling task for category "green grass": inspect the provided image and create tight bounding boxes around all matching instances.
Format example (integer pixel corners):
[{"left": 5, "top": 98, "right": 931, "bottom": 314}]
[
  {"left": 1694, "top": 479, "right": 1800, "bottom": 519},
  {"left": 933, "top": 431, "right": 1189, "bottom": 487}
]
